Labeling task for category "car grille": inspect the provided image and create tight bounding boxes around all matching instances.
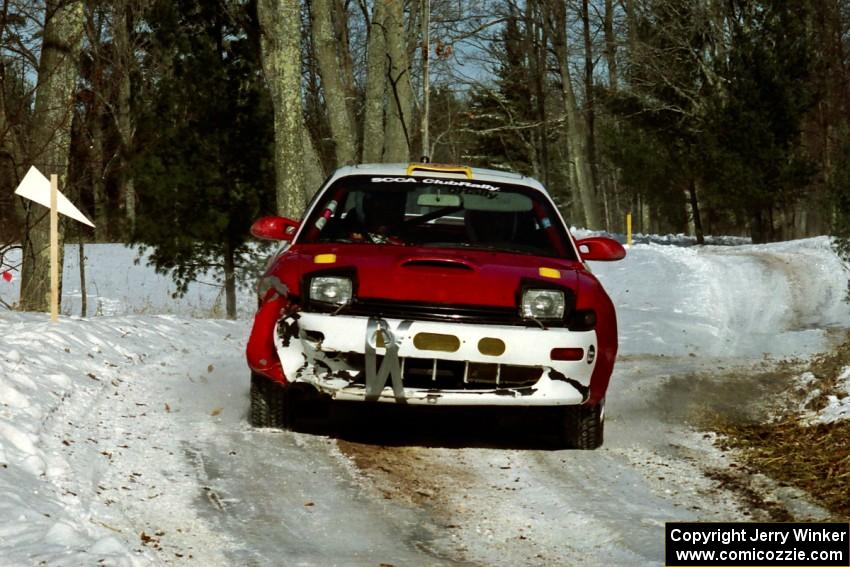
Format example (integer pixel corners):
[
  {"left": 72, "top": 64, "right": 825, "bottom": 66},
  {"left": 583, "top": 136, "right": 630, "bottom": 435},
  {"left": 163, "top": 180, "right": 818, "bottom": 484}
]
[
  {"left": 337, "top": 298, "right": 523, "bottom": 326},
  {"left": 338, "top": 353, "right": 542, "bottom": 391}
]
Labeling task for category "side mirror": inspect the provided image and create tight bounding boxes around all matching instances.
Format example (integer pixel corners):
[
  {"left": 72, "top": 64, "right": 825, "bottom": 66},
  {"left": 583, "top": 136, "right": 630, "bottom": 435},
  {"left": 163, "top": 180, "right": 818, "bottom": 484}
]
[
  {"left": 250, "top": 216, "right": 300, "bottom": 241},
  {"left": 576, "top": 236, "right": 626, "bottom": 261}
]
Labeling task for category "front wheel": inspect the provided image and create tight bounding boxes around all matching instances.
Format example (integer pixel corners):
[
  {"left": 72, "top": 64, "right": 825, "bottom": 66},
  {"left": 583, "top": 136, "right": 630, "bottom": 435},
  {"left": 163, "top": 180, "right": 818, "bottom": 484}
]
[
  {"left": 561, "top": 400, "right": 604, "bottom": 449},
  {"left": 249, "top": 373, "right": 288, "bottom": 428}
]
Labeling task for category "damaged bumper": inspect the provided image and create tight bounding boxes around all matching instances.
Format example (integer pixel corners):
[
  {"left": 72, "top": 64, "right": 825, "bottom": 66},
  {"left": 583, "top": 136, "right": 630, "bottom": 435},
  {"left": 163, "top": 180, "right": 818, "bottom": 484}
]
[{"left": 276, "top": 312, "right": 597, "bottom": 406}]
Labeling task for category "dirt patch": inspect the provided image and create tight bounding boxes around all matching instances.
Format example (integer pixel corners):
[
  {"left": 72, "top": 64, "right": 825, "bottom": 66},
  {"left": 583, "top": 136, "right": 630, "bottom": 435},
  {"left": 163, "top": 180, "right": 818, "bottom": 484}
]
[
  {"left": 337, "top": 441, "right": 478, "bottom": 510},
  {"left": 654, "top": 359, "right": 805, "bottom": 426},
  {"left": 708, "top": 330, "right": 850, "bottom": 521},
  {"left": 713, "top": 417, "right": 850, "bottom": 521},
  {"left": 648, "top": 356, "right": 841, "bottom": 521}
]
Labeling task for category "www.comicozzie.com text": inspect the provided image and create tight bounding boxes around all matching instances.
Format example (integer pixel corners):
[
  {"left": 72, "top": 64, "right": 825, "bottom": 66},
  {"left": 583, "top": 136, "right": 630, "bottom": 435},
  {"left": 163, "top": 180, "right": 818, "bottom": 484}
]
[{"left": 670, "top": 526, "right": 847, "bottom": 546}]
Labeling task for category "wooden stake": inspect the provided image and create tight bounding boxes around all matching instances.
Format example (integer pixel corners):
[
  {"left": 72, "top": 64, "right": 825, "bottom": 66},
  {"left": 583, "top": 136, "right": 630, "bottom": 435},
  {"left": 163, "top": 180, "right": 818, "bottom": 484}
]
[
  {"left": 50, "top": 174, "right": 58, "bottom": 322},
  {"left": 626, "top": 212, "right": 632, "bottom": 248}
]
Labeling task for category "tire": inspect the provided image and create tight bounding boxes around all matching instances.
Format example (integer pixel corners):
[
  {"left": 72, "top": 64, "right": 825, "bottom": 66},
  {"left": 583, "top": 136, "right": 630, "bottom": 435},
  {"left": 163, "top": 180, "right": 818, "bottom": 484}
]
[
  {"left": 249, "top": 373, "right": 288, "bottom": 428},
  {"left": 562, "top": 400, "right": 604, "bottom": 449}
]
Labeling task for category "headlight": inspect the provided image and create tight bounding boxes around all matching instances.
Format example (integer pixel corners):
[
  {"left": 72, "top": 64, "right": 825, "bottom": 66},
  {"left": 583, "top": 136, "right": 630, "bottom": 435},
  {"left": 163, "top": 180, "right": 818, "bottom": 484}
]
[
  {"left": 521, "top": 289, "right": 565, "bottom": 320},
  {"left": 309, "top": 276, "right": 353, "bottom": 306}
]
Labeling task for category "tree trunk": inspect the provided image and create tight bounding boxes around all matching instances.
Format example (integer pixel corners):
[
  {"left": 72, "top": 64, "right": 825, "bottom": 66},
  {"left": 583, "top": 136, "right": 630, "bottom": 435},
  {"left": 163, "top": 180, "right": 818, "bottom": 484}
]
[
  {"left": 258, "top": 0, "right": 309, "bottom": 218},
  {"left": 0, "top": 51, "right": 25, "bottom": 237},
  {"left": 112, "top": 0, "right": 136, "bottom": 235},
  {"left": 604, "top": 0, "right": 617, "bottom": 88},
  {"left": 302, "top": 127, "right": 324, "bottom": 199},
  {"left": 749, "top": 211, "right": 767, "bottom": 244},
  {"left": 611, "top": 172, "right": 622, "bottom": 232},
  {"left": 91, "top": 101, "right": 108, "bottom": 240},
  {"left": 0, "top": 138, "right": 22, "bottom": 240},
  {"left": 796, "top": 205, "right": 808, "bottom": 237},
  {"left": 687, "top": 179, "right": 705, "bottom": 244},
  {"left": 224, "top": 238, "right": 236, "bottom": 320},
  {"left": 333, "top": 0, "right": 358, "bottom": 119},
  {"left": 311, "top": 0, "right": 357, "bottom": 166},
  {"left": 420, "top": 0, "right": 430, "bottom": 159},
  {"left": 625, "top": 0, "right": 638, "bottom": 61},
  {"left": 383, "top": 0, "right": 413, "bottom": 163},
  {"left": 362, "top": 1, "right": 387, "bottom": 162},
  {"left": 530, "top": 2, "right": 549, "bottom": 187},
  {"left": 548, "top": 1, "right": 600, "bottom": 229},
  {"left": 581, "top": 0, "right": 600, "bottom": 227},
  {"left": 20, "top": 0, "right": 84, "bottom": 312},
  {"left": 78, "top": 238, "right": 86, "bottom": 317}
]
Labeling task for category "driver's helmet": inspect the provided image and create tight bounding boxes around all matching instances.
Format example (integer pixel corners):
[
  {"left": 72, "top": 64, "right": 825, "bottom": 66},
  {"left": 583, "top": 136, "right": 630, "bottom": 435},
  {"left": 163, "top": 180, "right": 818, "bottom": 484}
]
[{"left": 355, "top": 190, "right": 407, "bottom": 235}]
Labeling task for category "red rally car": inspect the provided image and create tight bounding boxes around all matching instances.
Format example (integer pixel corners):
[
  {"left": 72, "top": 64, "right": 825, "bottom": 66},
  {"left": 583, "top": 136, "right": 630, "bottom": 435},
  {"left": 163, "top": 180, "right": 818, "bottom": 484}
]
[{"left": 246, "top": 163, "right": 625, "bottom": 448}]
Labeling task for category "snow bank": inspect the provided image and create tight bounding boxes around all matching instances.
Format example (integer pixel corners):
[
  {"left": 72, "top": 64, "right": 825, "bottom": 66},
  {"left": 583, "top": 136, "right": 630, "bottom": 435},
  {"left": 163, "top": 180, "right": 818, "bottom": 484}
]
[
  {"left": 817, "top": 367, "right": 850, "bottom": 422},
  {"left": 0, "top": 245, "right": 261, "bottom": 318},
  {"left": 797, "top": 366, "right": 850, "bottom": 423},
  {"left": 1, "top": 314, "right": 155, "bottom": 565},
  {"left": 573, "top": 228, "right": 752, "bottom": 247},
  {"left": 593, "top": 236, "right": 850, "bottom": 357},
  {"left": 0, "top": 312, "right": 247, "bottom": 564}
]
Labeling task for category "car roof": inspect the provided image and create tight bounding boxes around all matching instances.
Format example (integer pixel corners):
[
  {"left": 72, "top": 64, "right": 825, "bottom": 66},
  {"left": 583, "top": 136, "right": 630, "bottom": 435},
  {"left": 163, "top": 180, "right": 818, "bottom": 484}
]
[{"left": 326, "top": 163, "right": 549, "bottom": 194}]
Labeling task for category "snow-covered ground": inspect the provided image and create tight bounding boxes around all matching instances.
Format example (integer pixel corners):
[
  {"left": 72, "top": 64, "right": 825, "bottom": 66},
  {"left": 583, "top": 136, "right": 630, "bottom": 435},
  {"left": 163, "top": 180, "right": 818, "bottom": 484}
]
[
  {"left": 1, "top": 236, "right": 848, "bottom": 565},
  {"left": 1, "top": 245, "right": 260, "bottom": 318},
  {"left": 796, "top": 367, "right": 850, "bottom": 423},
  {"left": 600, "top": 237, "right": 850, "bottom": 357},
  {"left": 816, "top": 366, "right": 850, "bottom": 422}
]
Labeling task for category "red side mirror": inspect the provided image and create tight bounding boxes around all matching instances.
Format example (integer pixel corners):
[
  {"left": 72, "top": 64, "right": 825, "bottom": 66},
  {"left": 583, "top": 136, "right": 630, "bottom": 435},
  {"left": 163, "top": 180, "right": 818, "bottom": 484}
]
[
  {"left": 250, "top": 216, "right": 300, "bottom": 241},
  {"left": 575, "top": 236, "right": 627, "bottom": 261}
]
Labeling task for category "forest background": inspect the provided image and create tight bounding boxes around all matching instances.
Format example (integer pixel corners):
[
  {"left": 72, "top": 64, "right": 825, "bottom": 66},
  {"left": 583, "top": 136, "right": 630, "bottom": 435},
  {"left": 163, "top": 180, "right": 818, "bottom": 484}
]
[{"left": 2, "top": 0, "right": 850, "bottom": 318}]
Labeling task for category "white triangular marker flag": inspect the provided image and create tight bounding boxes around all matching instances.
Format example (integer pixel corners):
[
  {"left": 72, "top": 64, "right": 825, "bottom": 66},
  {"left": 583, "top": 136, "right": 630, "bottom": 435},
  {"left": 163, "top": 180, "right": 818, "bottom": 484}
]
[{"left": 14, "top": 166, "right": 95, "bottom": 227}]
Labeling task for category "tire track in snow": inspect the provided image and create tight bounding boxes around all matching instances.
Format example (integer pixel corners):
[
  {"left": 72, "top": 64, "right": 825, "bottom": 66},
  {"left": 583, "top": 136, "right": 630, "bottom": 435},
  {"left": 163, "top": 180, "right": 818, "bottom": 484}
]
[
  {"left": 335, "top": 354, "right": 834, "bottom": 566},
  {"left": 37, "top": 318, "right": 455, "bottom": 566}
]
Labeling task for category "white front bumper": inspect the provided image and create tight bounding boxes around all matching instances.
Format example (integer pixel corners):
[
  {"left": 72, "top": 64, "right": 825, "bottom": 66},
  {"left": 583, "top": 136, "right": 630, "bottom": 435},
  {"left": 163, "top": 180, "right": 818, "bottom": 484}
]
[{"left": 276, "top": 312, "right": 597, "bottom": 406}]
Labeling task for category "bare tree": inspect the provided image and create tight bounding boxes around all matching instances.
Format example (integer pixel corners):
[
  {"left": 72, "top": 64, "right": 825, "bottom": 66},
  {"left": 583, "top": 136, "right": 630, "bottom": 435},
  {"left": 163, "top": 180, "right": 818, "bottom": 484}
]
[
  {"left": 81, "top": 0, "right": 109, "bottom": 239},
  {"left": 383, "top": 0, "right": 414, "bottom": 162},
  {"left": 362, "top": 0, "right": 388, "bottom": 162},
  {"left": 258, "top": 0, "right": 322, "bottom": 215},
  {"left": 603, "top": 0, "right": 617, "bottom": 88},
  {"left": 311, "top": 0, "right": 357, "bottom": 166},
  {"left": 547, "top": 0, "right": 600, "bottom": 228},
  {"left": 110, "top": 0, "right": 136, "bottom": 233},
  {"left": 1, "top": 1, "right": 44, "bottom": 242},
  {"left": 19, "top": 0, "right": 85, "bottom": 312},
  {"left": 420, "top": 0, "right": 431, "bottom": 158}
]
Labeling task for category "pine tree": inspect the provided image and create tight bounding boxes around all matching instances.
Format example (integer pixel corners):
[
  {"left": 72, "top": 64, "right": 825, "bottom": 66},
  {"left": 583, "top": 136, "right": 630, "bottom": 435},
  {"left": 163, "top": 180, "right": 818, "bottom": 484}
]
[
  {"left": 702, "top": 0, "right": 815, "bottom": 243},
  {"left": 829, "top": 130, "right": 850, "bottom": 268},
  {"left": 131, "top": 0, "right": 275, "bottom": 319}
]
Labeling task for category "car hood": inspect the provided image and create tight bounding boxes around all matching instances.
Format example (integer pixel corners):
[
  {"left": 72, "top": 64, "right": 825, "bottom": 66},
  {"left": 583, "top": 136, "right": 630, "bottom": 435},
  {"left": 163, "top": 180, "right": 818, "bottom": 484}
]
[{"left": 276, "top": 244, "right": 582, "bottom": 309}]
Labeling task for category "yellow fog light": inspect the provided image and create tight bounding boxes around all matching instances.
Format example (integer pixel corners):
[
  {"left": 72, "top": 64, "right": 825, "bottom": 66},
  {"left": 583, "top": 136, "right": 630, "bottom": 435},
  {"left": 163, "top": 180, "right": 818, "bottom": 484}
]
[
  {"left": 478, "top": 337, "right": 506, "bottom": 356},
  {"left": 413, "top": 332, "right": 461, "bottom": 352}
]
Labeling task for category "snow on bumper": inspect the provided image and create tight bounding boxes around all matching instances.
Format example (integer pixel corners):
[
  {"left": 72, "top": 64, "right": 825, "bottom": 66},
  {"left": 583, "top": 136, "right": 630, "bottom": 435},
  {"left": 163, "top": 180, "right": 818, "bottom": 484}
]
[{"left": 276, "top": 312, "right": 597, "bottom": 406}]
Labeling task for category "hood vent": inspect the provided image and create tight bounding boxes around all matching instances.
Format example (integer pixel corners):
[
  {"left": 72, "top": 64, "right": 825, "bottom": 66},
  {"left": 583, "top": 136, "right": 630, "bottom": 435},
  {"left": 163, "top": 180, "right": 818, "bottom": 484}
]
[{"left": 401, "top": 258, "right": 475, "bottom": 271}]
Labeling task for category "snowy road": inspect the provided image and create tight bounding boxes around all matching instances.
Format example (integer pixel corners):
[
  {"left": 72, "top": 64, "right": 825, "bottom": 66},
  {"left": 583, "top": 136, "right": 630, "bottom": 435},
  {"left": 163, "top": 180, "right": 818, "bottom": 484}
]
[
  {"left": 1, "top": 237, "right": 849, "bottom": 565},
  {"left": 33, "top": 343, "right": 832, "bottom": 566},
  {"left": 27, "top": 321, "right": 453, "bottom": 566}
]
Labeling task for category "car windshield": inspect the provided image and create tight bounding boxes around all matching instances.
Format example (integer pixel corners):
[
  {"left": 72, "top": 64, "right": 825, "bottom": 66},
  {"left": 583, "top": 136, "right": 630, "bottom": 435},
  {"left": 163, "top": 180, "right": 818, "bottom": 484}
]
[{"left": 297, "top": 175, "right": 576, "bottom": 259}]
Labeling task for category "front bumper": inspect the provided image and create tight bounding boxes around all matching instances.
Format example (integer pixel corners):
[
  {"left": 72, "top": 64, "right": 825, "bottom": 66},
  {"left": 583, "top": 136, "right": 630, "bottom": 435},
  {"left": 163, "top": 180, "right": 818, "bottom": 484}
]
[{"left": 276, "top": 312, "right": 597, "bottom": 406}]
